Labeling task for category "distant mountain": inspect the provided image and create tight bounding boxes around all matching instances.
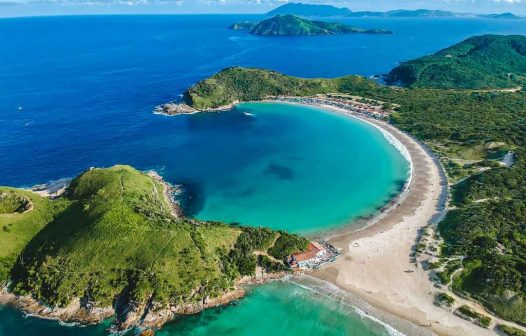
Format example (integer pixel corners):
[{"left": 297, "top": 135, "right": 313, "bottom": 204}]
[
  {"left": 249, "top": 15, "right": 392, "bottom": 36},
  {"left": 386, "top": 34, "right": 526, "bottom": 89},
  {"left": 347, "top": 9, "right": 463, "bottom": 17},
  {"left": 480, "top": 12, "right": 520, "bottom": 19},
  {"left": 351, "top": 9, "right": 521, "bottom": 18},
  {"left": 266, "top": 4, "right": 522, "bottom": 19},
  {"left": 386, "top": 9, "right": 469, "bottom": 17},
  {"left": 267, "top": 3, "right": 352, "bottom": 17},
  {"left": 228, "top": 21, "right": 257, "bottom": 30}
]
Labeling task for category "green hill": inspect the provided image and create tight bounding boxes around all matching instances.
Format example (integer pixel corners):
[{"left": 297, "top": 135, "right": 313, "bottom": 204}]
[
  {"left": 0, "top": 189, "right": 59, "bottom": 282},
  {"left": 249, "top": 14, "right": 391, "bottom": 36},
  {"left": 386, "top": 34, "right": 526, "bottom": 89},
  {"left": 1, "top": 165, "right": 308, "bottom": 329},
  {"left": 183, "top": 67, "right": 381, "bottom": 109},
  {"left": 267, "top": 3, "right": 352, "bottom": 17}
]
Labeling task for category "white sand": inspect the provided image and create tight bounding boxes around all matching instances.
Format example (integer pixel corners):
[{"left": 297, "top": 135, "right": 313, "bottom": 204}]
[{"left": 307, "top": 107, "right": 496, "bottom": 336}]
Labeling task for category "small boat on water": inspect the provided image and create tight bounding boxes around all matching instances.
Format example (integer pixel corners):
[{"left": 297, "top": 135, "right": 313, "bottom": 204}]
[
  {"left": 18, "top": 105, "right": 24, "bottom": 111},
  {"left": 243, "top": 112, "right": 255, "bottom": 117}
]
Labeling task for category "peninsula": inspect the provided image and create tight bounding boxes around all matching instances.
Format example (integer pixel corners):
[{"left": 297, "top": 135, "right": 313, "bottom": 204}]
[
  {"left": 0, "top": 165, "right": 310, "bottom": 331},
  {"left": 229, "top": 14, "right": 392, "bottom": 36},
  {"left": 163, "top": 35, "right": 526, "bottom": 334}
]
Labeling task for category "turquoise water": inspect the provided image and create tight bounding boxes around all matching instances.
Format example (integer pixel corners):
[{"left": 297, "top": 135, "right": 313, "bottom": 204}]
[
  {"left": 0, "top": 281, "right": 389, "bottom": 336},
  {"left": 188, "top": 102, "right": 408, "bottom": 233},
  {"left": 158, "top": 281, "right": 390, "bottom": 336}
]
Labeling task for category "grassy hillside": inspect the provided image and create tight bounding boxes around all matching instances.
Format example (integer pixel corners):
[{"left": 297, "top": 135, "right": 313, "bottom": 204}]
[
  {"left": 0, "top": 188, "right": 64, "bottom": 282},
  {"left": 183, "top": 67, "right": 381, "bottom": 109},
  {"left": 182, "top": 65, "right": 526, "bottom": 324},
  {"left": 386, "top": 35, "right": 526, "bottom": 89},
  {"left": 3, "top": 165, "right": 307, "bottom": 322},
  {"left": 249, "top": 14, "right": 391, "bottom": 36}
]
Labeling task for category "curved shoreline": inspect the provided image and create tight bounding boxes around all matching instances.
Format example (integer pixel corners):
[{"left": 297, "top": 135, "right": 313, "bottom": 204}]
[
  {"left": 261, "top": 100, "right": 415, "bottom": 239},
  {"left": 298, "top": 104, "right": 495, "bottom": 336},
  {"left": 243, "top": 99, "right": 495, "bottom": 336}
]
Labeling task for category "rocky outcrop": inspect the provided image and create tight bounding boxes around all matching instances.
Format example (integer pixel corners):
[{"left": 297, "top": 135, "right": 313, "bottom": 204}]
[
  {"left": 153, "top": 103, "right": 197, "bottom": 116},
  {"left": 0, "top": 285, "right": 246, "bottom": 332},
  {"left": 0, "top": 290, "right": 114, "bottom": 325}
]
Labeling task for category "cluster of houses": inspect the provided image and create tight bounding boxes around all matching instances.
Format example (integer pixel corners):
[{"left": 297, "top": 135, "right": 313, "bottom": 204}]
[
  {"left": 274, "top": 94, "right": 392, "bottom": 120},
  {"left": 287, "top": 241, "right": 340, "bottom": 269}
]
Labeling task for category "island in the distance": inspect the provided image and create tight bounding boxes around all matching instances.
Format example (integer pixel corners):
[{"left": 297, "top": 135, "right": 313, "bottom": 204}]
[
  {"left": 228, "top": 14, "right": 392, "bottom": 36},
  {"left": 0, "top": 165, "right": 312, "bottom": 332},
  {"left": 266, "top": 3, "right": 522, "bottom": 19}
]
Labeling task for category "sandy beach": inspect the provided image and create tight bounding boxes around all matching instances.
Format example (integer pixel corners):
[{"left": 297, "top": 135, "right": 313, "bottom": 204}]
[{"left": 306, "top": 105, "right": 496, "bottom": 336}]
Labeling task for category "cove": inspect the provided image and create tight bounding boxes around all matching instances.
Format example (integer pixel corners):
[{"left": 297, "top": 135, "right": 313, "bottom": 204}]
[{"left": 174, "top": 102, "right": 410, "bottom": 233}]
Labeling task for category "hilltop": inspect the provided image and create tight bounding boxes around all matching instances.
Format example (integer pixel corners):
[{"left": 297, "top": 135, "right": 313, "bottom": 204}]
[
  {"left": 244, "top": 15, "right": 391, "bottom": 36},
  {"left": 0, "top": 165, "right": 308, "bottom": 330},
  {"left": 267, "top": 3, "right": 351, "bottom": 17},
  {"left": 386, "top": 34, "right": 526, "bottom": 89}
]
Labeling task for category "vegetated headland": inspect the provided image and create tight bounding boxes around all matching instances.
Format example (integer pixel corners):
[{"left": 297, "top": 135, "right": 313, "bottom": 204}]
[
  {"left": 228, "top": 14, "right": 392, "bottom": 36},
  {"left": 156, "top": 34, "right": 526, "bottom": 336},
  {"left": 0, "top": 166, "right": 313, "bottom": 333}
]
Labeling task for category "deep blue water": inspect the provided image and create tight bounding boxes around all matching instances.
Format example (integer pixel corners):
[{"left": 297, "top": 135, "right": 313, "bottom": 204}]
[
  {"left": 2, "top": 14, "right": 526, "bottom": 336},
  {"left": 2, "top": 15, "right": 526, "bottom": 187}
]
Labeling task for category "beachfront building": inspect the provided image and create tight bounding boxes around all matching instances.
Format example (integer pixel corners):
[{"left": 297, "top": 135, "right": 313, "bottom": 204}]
[{"left": 287, "top": 242, "right": 328, "bottom": 268}]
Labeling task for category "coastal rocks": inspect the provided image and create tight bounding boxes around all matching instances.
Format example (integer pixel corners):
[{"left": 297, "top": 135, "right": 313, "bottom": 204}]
[
  {"left": 139, "top": 330, "right": 155, "bottom": 336},
  {"left": 153, "top": 100, "right": 240, "bottom": 116},
  {"left": 31, "top": 177, "right": 71, "bottom": 198},
  {"left": 0, "top": 285, "right": 245, "bottom": 332},
  {"left": 228, "top": 21, "right": 257, "bottom": 30},
  {"left": 115, "top": 287, "right": 246, "bottom": 331},
  {"left": 146, "top": 170, "right": 184, "bottom": 218},
  {"left": 0, "top": 291, "right": 114, "bottom": 325},
  {"left": 153, "top": 103, "right": 197, "bottom": 116}
]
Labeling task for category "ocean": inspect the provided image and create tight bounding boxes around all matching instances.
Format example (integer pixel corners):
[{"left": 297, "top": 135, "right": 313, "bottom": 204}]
[{"left": 1, "top": 14, "right": 526, "bottom": 336}]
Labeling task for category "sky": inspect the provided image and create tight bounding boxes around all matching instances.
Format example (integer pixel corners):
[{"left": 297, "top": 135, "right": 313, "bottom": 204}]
[{"left": 1, "top": 0, "right": 526, "bottom": 17}]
